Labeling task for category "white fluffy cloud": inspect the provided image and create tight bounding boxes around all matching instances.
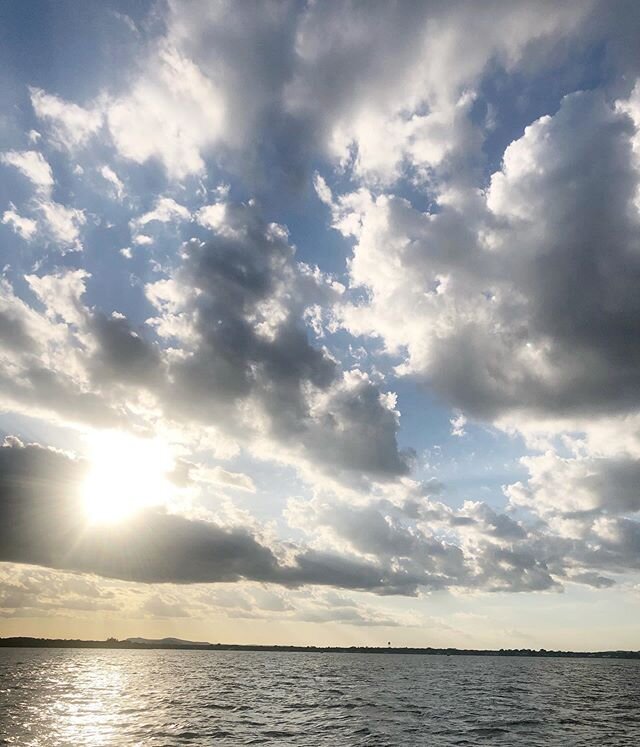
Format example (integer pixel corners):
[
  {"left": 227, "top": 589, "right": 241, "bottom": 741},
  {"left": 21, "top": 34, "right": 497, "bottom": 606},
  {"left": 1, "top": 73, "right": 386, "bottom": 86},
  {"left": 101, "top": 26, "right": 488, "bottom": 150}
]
[
  {"left": 1, "top": 150, "right": 54, "bottom": 191},
  {"left": 2, "top": 206, "right": 37, "bottom": 240},
  {"left": 0, "top": 149, "right": 85, "bottom": 249},
  {"left": 132, "top": 197, "right": 190, "bottom": 228},
  {"left": 99, "top": 165, "right": 125, "bottom": 201},
  {"left": 37, "top": 200, "right": 86, "bottom": 248},
  {"left": 107, "top": 43, "right": 225, "bottom": 179},
  {"left": 507, "top": 451, "right": 640, "bottom": 517},
  {"left": 30, "top": 87, "right": 102, "bottom": 150}
]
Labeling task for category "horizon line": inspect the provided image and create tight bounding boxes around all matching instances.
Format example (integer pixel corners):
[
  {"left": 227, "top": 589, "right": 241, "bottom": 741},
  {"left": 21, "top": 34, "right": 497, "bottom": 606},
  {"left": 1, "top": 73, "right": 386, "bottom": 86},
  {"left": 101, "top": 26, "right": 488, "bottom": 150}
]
[{"left": 2, "top": 637, "right": 640, "bottom": 660}]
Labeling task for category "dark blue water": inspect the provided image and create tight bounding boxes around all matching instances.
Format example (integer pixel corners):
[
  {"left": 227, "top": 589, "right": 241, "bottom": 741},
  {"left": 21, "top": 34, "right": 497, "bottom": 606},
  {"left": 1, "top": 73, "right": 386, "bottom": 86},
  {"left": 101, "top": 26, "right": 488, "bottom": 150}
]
[{"left": 1, "top": 649, "right": 640, "bottom": 745}]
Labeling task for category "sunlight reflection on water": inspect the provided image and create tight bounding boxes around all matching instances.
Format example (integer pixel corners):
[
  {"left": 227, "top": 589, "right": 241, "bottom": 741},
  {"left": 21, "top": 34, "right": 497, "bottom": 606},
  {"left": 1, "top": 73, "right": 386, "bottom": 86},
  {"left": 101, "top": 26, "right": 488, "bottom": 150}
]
[{"left": 13, "top": 654, "right": 129, "bottom": 745}]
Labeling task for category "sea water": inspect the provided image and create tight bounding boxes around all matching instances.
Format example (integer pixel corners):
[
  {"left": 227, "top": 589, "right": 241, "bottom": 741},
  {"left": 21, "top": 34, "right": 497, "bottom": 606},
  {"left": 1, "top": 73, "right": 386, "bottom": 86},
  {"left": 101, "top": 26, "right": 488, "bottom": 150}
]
[{"left": 1, "top": 648, "right": 640, "bottom": 745}]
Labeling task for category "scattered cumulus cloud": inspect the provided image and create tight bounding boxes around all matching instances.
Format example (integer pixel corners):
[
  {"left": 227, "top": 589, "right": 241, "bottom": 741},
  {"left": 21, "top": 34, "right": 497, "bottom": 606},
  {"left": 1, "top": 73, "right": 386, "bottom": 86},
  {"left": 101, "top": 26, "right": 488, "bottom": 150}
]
[
  {"left": 1, "top": 150, "right": 54, "bottom": 191},
  {"left": 132, "top": 197, "right": 191, "bottom": 228},
  {"left": 30, "top": 87, "right": 103, "bottom": 150},
  {"left": 2, "top": 205, "right": 37, "bottom": 240},
  {"left": 99, "top": 165, "right": 125, "bottom": 201}
]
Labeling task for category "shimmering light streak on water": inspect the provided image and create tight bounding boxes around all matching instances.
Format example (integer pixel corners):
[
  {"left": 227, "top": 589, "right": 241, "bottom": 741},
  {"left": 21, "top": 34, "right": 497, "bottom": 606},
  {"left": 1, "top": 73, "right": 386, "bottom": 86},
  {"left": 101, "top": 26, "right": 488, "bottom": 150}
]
[{"left": 1, "top": 649, "right": 640, "bottom": 745}]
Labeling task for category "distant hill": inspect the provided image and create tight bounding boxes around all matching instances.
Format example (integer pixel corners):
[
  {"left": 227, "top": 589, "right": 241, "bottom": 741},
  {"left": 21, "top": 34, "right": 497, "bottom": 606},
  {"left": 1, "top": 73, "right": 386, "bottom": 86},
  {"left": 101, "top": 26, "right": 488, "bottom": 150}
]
[{"left": 125, "top": 636, "right": 210, "bottom": 647}]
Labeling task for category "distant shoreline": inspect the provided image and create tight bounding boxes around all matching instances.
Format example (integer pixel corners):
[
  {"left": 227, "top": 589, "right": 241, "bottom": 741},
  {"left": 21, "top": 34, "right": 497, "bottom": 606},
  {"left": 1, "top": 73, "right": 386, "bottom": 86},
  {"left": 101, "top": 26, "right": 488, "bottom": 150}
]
[{"left": 2, "top": 637, "right": 640, "bottom": 660}]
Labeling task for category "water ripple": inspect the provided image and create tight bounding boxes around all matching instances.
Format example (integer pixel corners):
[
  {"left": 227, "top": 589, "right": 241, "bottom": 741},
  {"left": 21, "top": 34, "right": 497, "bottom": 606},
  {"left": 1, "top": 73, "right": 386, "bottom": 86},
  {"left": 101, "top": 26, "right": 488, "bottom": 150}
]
[{"left": 1, "top": 649, "right": 640, "bottom": 745}]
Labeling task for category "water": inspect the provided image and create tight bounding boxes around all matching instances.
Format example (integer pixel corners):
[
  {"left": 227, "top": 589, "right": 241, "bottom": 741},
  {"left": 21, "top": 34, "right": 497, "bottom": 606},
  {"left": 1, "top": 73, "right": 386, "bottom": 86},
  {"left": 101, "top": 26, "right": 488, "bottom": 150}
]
[{"left": 1, "top": 649, "right": 640, "bottom": 745}]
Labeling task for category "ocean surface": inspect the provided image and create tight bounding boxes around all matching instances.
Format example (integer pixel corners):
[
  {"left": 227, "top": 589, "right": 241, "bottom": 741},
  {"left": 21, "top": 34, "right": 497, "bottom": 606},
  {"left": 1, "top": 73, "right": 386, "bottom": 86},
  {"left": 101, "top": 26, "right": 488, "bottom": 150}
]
[{"left": 1, "top": 649, "right": 640, "bottom": 745}]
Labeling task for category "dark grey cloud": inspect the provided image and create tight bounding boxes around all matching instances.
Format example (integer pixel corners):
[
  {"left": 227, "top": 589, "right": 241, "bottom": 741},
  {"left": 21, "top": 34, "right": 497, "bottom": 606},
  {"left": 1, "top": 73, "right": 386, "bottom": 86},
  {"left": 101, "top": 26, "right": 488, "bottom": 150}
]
[
  {"left": 342, "top": 90, "right": 640, "bottom": 423},
  {"left": 473, "top": 91, "right": 640, "bottom": 419},
  {"left": 567, "top": 572, "right": 616, "bottom": 589},
  {"left": 4, "top": 438, "right": 639, "bottom": 594},
  {"left": 0, "top": 308, "right": 36, "bottom": 353},
  {"left": 149, "top": 200, "right": 412, "bottom": 482},
  {"left": 160, "top": 204, "right": 335, "bottom": 419},
  {"left": 288, "top": 494, "right": 564, "bottom": 593},
  {"left": 0, "top": 440, "right": 419, "bottom": 592},
  {"left": 298, "top": 498, "right": 465, "bottom": 580},
  {"left": 470, "top": 544, "right": 558, "bottom": 593},
  {"left": 0, "top": 365, "right": 122, "bottom": 429},
  {"left": 576, "top": 459, "right": 640, "bottom": 514},
  {"left": 88, "top": 312, "right": 163, "bottom": 388},
  {"left": 569, "top": 518, "right": 640, "bottom": 575}
]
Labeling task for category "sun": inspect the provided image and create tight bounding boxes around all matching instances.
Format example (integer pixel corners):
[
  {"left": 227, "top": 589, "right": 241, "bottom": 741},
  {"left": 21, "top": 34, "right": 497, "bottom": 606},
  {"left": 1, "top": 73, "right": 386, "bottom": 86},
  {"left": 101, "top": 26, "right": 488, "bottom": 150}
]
[{"left": 81, "top": 431, "right": 174, "bottom": 524}]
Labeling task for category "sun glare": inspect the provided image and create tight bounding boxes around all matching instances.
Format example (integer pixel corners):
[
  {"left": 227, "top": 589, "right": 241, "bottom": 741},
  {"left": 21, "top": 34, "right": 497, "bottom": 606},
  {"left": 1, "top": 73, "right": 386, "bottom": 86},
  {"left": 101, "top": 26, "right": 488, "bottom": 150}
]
[{"left": 81, "top": 431, "right": 174, "bottom": 524}]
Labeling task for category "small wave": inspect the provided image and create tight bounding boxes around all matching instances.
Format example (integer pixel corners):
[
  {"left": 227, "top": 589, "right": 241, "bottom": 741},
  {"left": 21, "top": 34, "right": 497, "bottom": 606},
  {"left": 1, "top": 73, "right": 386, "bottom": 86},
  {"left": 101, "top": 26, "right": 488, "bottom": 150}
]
[{"left": 466, "top": 726, "right": 510, "bottom": 737}]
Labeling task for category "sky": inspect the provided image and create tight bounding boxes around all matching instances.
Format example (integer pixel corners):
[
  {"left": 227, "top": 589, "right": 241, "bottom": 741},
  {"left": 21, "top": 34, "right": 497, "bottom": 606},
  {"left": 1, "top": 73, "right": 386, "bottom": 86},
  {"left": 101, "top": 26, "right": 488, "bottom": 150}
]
[{"left": 1, "top": 0, "right": 640, "bottom": 650}]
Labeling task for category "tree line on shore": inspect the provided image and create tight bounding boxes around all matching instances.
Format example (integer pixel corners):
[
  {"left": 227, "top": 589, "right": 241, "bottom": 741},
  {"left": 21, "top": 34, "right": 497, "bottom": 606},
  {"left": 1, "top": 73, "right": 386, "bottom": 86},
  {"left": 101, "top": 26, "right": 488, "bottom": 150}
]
[{"left": 1, "top": 637, "right": 639, "bottom": 659}]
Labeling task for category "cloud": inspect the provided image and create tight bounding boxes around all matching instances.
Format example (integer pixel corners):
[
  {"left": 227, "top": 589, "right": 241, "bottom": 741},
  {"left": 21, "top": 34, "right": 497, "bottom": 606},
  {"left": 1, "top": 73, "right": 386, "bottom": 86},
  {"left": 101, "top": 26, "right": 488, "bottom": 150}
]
[
  {"left": 337, "top": 89, "right": 640, "bottom": 425},
  {"left": 107, "top": 43, "right": 225, "bottom": 179},
  {"left": 37, "top": 200, "right": 86, "bottom": 249},
  {"left": 287, "top": 495, "right": 466, "bottom": 583},
  {"left": 99, "top": 165, "right": 125, "bottom": 201},
  {"left": 0, "top": 566, "right": 121, "bottom": 617},
  {"left": 87, "top": 311, "right": 163, "bottom": 387},
  {"left": 140, "top": 594, "right": 190, "bottom": 618},
  {"left": 291, "top": 600, "right": 402, "bottom": 627},
  {"left": 0, "top": 439, "right": 422, "bottom": 592},
  {"left": 30, "top": 87, "right": 102, "bottom": 150},
  {"left": 0, "top": 230, "right": 403, "bottom": 489},
  {"left": 2, "top": 205, "right": 37, "bottom": 240},
  {"left": 160, "top": 0, "right": 586, "bottom": 186},
  {"left": 4, "top": 0, "right": 640, "bottom": 618},
  {"left": 131, "top": 197, "right": 191, "bottom": 229},
  {"left": 507, "top": 451, "right": 640, "bottom": 517},
  {"left": 0, "top": 439, "right": 276, "bottom": 584},
  {"left": 0, "top": 436, "right": 637, "bottom": 596},
  {"left": 146, "top": 199, "right": 411, "bottom": 484},
  {"left": 0, "top": 149, "right": 86, "bottom": 250},
  {"left": 285, "top": 0, "right": 587, "bottom": 184},
  {"left": 191, "top": 464, "right": 256, "bottom": 493},
  {"left": 0, "top": 150, "right": 54, "bottom": 191},
  {"left": 3, "top": 251, "right": 633, "bottom": 597},
  {"left": 450, "top": 413, "right": 467, "bottom": 438},
  {"left": 22, "top": 0, "right": 588, "bottom": 188},
  {"left": 285, "top": 489, "right": 565, "bottom": 594},
  {"left": 0, "top": 272, "right": 128, "bottom": 428},
  {"left": 130, "top": 583, "right": 411, "bottom": 627}
]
